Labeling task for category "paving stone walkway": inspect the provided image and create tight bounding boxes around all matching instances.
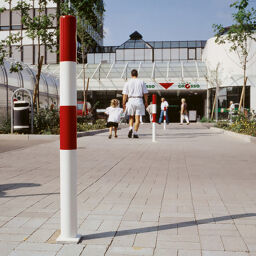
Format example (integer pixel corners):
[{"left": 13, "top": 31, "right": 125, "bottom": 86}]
[{"left": 0, "top": 123, "right": 256, "bottom": 256}]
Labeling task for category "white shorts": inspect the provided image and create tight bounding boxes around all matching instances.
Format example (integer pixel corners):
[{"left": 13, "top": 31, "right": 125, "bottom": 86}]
[{"left": 126, "top": 98, "right": 145, "bottom": 116}]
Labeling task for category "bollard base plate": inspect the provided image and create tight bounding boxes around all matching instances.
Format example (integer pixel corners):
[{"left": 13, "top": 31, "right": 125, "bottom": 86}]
[{"left": 56, "top": 234, "right": 81, "bottom": 244}]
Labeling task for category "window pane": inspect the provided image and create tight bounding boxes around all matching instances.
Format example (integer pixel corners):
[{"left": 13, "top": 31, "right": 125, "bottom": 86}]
[
  {"left": 87, "top": 53, "right": 94, "bottom": 64},
  {"left": 196, "top": 48, "right": 202, "bottom": 60},
  {"left": 180, "top": 48, "right": 187, "bottom": 60},
  {"left": 1, "top": 10, "right": 10, "bottom": 26},
  {"left": 154, "top": 49, "right": 162, "bottom": 61},
  {"left": 188, "top": 48, "right": 196, "bottom": 60},
  {"left": 171, "top": 41, "right": 179, "bottom": 48},
  {"left": 11, "top": 46, "right": 21, "bottom": 61},
  {"left": 23, "top": 45, "right": 33, "bottom": 64},
  {"left": 116, "top": 49, "right": 124, "bottom": 61},
  {"left": 102, "top": 53, "right": 110, "bottom": 62},
  {"left": 145, "top": 49, "right": 152, "bottom": 61},
  {"left": 162, "top": 49, "right": 170, "bottom": 61},
  {"left": 12, "top": 10, "right": 21, "bottom": 25},
  {"left": 47, "top": 8, "right": 57, "bottom": 26},
  {"left": 94, "top": 53, "right": 102, "bottom": 63},
  {"left": 171, "top": 48, "right": 179, "bottom": 60},
  {"left": 188, "top": 41, "right": 196, "bottom": 47},
  {"left": 163, "top": 41, "right": 171, "bottom": 48},
  {"left": 34, "top": 45, "right": 45, "bottom": 64},
  {"left": 134, "top": 49, "right": 144, "bottom": 60},
  {"left": 124, "top": 49, "right": 134, "bottom": 61},
  {"left": 180, "top": 41, "right": 187, "bottom": 48},
  {"left": 154, "top": 41, "right": 162, "bottom": 48},
  {"left": 46, "top": 46, "right": 56, "bottom": 63}
]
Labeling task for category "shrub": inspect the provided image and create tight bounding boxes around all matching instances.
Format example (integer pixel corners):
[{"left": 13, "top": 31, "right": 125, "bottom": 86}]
[
  {"left": 217, "top": 113, "right": 256, "bottom": 137},
  {"left": 33, "top": 108, "right": 60, "bottom": 134},
  {"left": 200, "top": 117, "right": 215, "bottom": 123},
  {"left": 0, "top": 119, "right": 11, "bottom": 134}
]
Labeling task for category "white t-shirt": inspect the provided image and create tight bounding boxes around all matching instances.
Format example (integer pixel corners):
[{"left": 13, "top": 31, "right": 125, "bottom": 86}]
[
  {"left": 161, "top": 101, "right": 169, "bottom": 110},
  {"left": 105, "top": 107, "right": 123, "bottom": 123},
  {"left": 230, "top": 104, "right": 235, "bottom": 113},
  {"left": 122, "top": 78, "right": 148, "bottom": 97}
]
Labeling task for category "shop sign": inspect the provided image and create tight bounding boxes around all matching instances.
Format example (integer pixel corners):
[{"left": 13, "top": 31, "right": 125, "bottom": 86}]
[
  {"left": 159, "top": 82, "right": 174, "bottom": 90},
  {"left": 146, "top": 84, "right": 155, "bottom": 89},
  {"left": 178, "top": 82, "right": 200, "bottom": 89}
]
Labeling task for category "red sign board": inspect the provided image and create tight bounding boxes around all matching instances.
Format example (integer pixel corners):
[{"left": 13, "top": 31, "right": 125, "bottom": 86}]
[{"left": 159, "top": 82, "right": 174, "bottom": 90}]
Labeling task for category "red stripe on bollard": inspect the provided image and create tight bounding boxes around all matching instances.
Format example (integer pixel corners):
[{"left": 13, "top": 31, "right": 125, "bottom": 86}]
[
  {"left": 60, "top": 106, "right": 77, "bottom": 150},
  {"left": 164, "top": 107, "right": 166, "bottom": 121},
  {"left": 60, "top": 16, "right": 76, "bottom": 62}
]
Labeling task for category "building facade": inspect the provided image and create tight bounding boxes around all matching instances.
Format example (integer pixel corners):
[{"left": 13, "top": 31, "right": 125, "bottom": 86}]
[{"left": 0, "top": 0, "right": 104, "bottom": 65}]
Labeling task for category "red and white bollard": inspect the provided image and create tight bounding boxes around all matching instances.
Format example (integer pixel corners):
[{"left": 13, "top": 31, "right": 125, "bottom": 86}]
[
  {"left": 152, "top": 94, "right": 156, "bottom": 142},
  {"left": 57, "top": 15, "right": 80, "bottom": 243},
  {"left": 163, "top": 107, "right": 166, "bottom": 130}
]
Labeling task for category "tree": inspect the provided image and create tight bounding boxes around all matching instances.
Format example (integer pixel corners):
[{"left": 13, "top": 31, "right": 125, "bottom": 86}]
[
  {"left": 0, "top": 5, "right": 22, "bottom": 72},
  {"left": 213, "top": 0, "right": 256, "bottom": 112},
  {"left": 11, "top": 0, "right": 58, "bottom": 113},
  {"left": 205, "top": 63, "right": 222, "bottom": 121},
  {"left": 64, "top": 0, "right": 104, "bottom": 116}
]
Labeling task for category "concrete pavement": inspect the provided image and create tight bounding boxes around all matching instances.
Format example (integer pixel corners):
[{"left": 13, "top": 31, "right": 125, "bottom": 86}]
[{"left": 0, "top": 123, "right": 256, "bottom": 256}]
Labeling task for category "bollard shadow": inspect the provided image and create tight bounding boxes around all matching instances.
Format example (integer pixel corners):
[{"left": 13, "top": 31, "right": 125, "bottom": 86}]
[
  {"left": 80, "top": 213, "right": 256, "bottom": 242},
  {"left": 0, "top": 183, "right": 58, "bottom": 198}
]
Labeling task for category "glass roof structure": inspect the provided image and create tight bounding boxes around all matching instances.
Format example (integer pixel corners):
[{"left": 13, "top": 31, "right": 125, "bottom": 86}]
[
  {"left": 0, "top": 58, "right": 59, "bottom": 120},
  {"left": 43, "top": 61, "right": 208, "bottom": 91}
]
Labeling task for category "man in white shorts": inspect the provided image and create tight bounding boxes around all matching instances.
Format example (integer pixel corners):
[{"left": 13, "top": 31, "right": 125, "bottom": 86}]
[{"left": 122, "top": 69, "right": 148, "bottom": 138}]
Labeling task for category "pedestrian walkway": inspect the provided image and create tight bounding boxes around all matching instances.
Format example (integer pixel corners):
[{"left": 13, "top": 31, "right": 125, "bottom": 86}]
[{"left": 0, "top": 124, "right": 256, "bottom": 256}]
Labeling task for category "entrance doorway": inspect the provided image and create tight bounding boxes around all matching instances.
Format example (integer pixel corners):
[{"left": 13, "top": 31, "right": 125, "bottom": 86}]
[{"left": 150, "top": 90, "right": 206, "bottom": 123}]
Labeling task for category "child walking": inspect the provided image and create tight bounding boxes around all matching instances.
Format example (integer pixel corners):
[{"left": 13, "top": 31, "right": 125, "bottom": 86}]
[{"left": 105, "top": 99, "right": 123, "bottom": 139}]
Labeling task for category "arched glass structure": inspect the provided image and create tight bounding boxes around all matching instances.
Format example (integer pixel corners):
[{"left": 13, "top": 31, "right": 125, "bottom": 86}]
[{"left": 0, "top": 59, "right": 59, "bottom": 122}]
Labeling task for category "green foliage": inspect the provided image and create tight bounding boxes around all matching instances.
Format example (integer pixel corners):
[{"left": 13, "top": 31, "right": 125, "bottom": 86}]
[
  {"left": 200, "top": 117, "right": 215, "bottom": 123},
  {"left": 217, "top": 113, "right": 256, "bottom": 136},
  {"left": 0, "top": 119, "right": 11, "bottom": 134},
  {"left": 77, "top": 119, "right": 106, "bottom": 132},
  {"left": 33, "top": 108, "right": 60, "bottom": 134},
  {"left": 213, "top": 0, "right": 256, "bottom": 56}
]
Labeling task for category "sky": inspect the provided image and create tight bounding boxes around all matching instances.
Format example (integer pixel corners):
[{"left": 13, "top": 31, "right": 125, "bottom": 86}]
[{"left": 103, "top": 0, "right": 254, "bottom": 46}]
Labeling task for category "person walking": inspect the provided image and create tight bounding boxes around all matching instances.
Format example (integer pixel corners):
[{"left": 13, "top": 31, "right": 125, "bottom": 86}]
[
  {"left": 180, "top": 98, "right": 190, "bottom": 125},
  {"left": 228, "top": 100, "right": 235, "bottom": 123},
  {"left": 158, "top": 98, "right": 169, "bottom": 124},
  {"left": 105, "top": 99, "right": 123, "bottom": 139},
  {"left": 146, "top": 101, "right": 153, "bottom": 122},
  {"left": 122, "top": 69, "right": 148, "bottom": 138}
]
